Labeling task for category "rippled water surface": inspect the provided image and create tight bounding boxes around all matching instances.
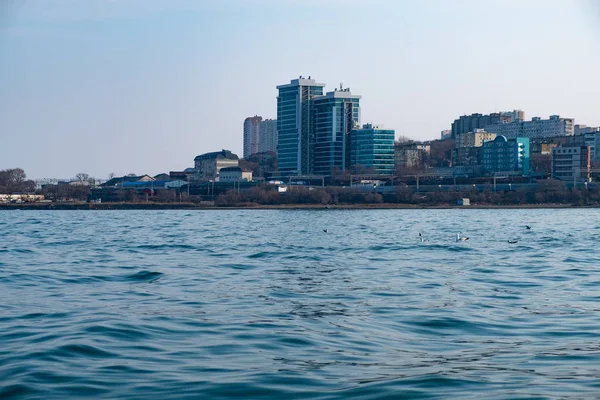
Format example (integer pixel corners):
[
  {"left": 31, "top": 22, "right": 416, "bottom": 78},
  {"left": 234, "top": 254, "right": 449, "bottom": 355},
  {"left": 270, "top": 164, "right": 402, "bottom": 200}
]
[{"left": 2, "top": 209, "right": 600, "bottom": 399}]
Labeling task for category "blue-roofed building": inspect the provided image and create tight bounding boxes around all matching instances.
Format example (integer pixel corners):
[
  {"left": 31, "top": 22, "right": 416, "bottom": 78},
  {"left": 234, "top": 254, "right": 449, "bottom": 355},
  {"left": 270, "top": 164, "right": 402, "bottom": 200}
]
[{"left": 121, "top": 180, "right": 187, "bottom": 189}]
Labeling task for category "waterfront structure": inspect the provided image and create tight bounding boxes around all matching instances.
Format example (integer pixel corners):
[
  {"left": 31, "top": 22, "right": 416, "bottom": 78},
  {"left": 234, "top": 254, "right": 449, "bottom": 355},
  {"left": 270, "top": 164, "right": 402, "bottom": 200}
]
[
  {"left": 218, "top": 166, "right": 253, "bottom": 182},
  {"left": 312, "top": 88, "right": 361, "bottom": 175},
  {"left": 194, "top": 150, "right": 239, "bottom": 180},
  {"left": 455, "top": 129, "right": 497, "bottom": 148},
  {"left": 259, "top": 119, "right": 278, "bottom": 153},
  {"left": 451, "top": 110, "right": 523, "bottom": 139},
  {"left": 395, "top": 142, "right": 430, "bottom": 170},
  {"left": 482, "top": 136, "right": 529, "bottom": 175},
  {"left": 451, "top": 146, "right": 482, "bottom": 167},
  {"left": 485, "top": 115, "right": 574, "bottom": 140},
  {"left": 349, "top": 124, "right": 395, "bottom": 175},
  {"left": 551, "top": 146, "right": 590, "bottom": 181},
  {"left": 243, "top": 116, "right": 262, "bottom": 158},
  {"left": 276, "top": 77, "right": 325, "bottom": 176},
  {"left": 121, "top": 180, "right": 188, "bottom": 189}
]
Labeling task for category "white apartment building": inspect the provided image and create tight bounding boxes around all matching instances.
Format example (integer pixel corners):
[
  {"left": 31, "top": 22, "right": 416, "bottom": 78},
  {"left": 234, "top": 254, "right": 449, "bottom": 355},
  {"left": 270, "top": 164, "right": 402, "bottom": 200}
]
[{"left": 486, "top": 115, "right": 574, "bottom": 139}]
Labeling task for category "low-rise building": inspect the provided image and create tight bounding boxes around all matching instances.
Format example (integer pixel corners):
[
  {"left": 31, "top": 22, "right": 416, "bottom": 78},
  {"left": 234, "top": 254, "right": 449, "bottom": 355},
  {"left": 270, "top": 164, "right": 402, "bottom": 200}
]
[
  {"left": 482, "top": 136, "right": 529, "bottom": 175},
  {"left": 194, "top": 150, "right": 239, "bottom": 181},
  {"left": 102, "top": 175, "right": 155, "bottom": 187},
  {"left": 574, "top": 124, "right": 600, "bottom": 135},
  {"left": 395, "top": 142, "right": 430, "bottom": 170},
  {"left": 451, "top": 146, "right": 481, "bottom": 167},
  {"left": 218, "top": 167, "right": 253, "bottom": 182},
  {"left": 551, "top": 146, "right": 590, "bottom": 181},
  {"left": 121, "top": 180, "right": 188, "bottom": 189}
]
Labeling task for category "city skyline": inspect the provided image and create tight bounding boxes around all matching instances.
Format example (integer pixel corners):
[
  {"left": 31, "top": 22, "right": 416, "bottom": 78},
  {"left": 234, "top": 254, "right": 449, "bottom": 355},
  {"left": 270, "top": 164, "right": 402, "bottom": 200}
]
[{"left": 1, "top": 0, "right": 599, "bottom": 179}]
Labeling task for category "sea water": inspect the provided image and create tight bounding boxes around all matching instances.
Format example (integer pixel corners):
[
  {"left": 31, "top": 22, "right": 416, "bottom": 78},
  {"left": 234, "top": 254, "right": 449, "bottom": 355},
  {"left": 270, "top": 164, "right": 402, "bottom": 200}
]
[{"left": 1, "top": 209, "right": 600, "bottom": 399}]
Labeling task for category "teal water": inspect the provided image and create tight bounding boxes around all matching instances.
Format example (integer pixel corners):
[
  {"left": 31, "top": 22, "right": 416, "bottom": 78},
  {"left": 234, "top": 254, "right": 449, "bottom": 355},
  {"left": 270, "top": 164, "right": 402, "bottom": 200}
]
[{"left": 1, "top": 209, "right": 600, "bottom": 399}]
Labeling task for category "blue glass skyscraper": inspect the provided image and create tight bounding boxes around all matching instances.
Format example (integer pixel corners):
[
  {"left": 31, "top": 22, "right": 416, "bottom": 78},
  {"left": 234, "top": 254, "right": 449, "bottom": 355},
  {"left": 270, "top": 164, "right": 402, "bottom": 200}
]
[
  {"left": 276, "top": 77, "right": 325, "bottom": 176},
  {"left": 312, "top": 88, "right": 361, "bottom": 175}
]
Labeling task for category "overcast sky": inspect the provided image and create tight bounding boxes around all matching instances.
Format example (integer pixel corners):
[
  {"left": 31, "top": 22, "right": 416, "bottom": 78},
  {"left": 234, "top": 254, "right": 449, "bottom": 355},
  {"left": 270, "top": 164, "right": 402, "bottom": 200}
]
[{"left": 1, "top": 0, "right": 599, "bottom": 179}]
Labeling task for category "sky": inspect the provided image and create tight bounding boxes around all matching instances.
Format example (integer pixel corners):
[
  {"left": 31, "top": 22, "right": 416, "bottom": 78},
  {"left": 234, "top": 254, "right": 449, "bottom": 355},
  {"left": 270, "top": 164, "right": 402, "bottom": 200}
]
[{"left": 1, "top": 0, "right": 599, "bottom": 179}]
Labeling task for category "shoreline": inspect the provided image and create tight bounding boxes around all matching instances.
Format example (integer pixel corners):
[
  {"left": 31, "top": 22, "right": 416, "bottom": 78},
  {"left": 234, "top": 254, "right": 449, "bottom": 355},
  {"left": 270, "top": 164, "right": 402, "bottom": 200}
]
[{"left": 1, "top": 202, "right": 597, "bottom": 210}]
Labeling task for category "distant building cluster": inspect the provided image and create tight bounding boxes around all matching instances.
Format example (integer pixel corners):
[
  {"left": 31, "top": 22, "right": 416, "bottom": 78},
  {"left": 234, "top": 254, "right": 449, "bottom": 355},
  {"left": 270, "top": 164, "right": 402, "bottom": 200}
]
[
  {"left": 442, "top": 110, "right": 599, "bottom": 181},
  {"left": 273, "top": 76, "right": 395, "bottom": 177}
]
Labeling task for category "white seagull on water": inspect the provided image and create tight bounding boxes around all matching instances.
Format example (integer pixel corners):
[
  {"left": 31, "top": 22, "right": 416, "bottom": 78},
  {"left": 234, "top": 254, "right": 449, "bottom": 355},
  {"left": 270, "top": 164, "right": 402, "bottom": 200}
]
[{"left": 456, "top": 232, "right": 469, "bottom": 242}]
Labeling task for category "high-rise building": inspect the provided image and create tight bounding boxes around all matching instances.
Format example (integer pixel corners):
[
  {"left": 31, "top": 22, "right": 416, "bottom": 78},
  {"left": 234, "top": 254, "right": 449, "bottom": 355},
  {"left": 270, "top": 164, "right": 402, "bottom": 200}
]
[
  {"left": 312, "top": 88, "right": 361, "bottom": 175},
  {"left": 485, "top": 115, "right": 574, "bottom": 140},
  {"left": 276, "top": 77, "right": 325, "bottom": 176},
  {"left": 258, "top": 119, "right": 278, "bottom": 153},
  {"left": 482, "top": 136, "right": 529, "bottom": 175},
  {"left": 350, "top": 124, "right": 395, "bottom": 175},
  {"left": 243, "top": 116, "right": 262, "bottom": 158}
]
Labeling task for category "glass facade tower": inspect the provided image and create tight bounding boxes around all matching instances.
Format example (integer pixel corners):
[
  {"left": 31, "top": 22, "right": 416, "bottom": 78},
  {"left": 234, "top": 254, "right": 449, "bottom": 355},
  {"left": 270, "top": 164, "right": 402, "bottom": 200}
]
[
  {"left": 312, "top": 89, "right": 361, "bottom": 175},
  {"left": 350, "top": 124, "right": 395, "bottom": 175},
  {"left": 276, "top": 77, "right": 325, "bottom": 176}
]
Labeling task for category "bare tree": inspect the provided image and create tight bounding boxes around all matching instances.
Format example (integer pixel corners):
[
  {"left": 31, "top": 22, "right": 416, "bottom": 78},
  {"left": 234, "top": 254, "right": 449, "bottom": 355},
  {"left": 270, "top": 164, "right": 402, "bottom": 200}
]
[
  {"left": 395, "top": 135, "right": 413, "bottom": 145},
  {"left": 75, "top": 173, "right": 90, "bottom": 182}
]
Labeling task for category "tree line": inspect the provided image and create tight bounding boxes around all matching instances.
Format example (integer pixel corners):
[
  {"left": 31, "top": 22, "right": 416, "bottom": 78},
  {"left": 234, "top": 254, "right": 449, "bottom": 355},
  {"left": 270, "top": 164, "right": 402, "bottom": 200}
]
[
  {"left": 0, "top": 168, "right": 36, "bottom": 193},
  {"left": 214, "top": 180, "right": 600, "bottom": 207}
]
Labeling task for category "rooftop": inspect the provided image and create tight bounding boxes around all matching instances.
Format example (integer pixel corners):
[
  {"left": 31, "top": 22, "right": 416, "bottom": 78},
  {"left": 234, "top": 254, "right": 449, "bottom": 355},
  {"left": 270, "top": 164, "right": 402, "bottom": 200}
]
[
  {"left": 194, "top": 149, "right": 239, "bottom": 161},
  {"left": 276, "top": 76, "right": 326, "bottom": 90}
]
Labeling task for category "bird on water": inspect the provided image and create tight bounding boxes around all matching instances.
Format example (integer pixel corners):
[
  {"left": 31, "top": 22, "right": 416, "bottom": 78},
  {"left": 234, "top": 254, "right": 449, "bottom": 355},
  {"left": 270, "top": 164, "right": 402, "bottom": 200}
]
[
  {"left": 323, "top": 229, "right": 328, "bottom": 233},
  {"left": 526, "top": 225, "right": 531, "bottom": 230},
  {"left": 456, "top": 232, "right": 469, "bottom": 242}
]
